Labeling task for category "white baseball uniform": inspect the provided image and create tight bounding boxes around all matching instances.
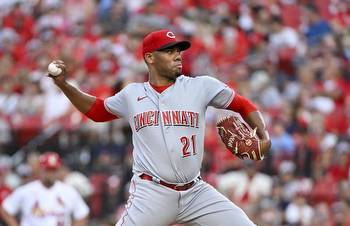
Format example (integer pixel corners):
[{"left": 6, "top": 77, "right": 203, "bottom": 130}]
[
  {"left": 2, "top": 180, "right": 89, "bottom": 226},
  {"left": 105, "top": 75, "right": 256, "bottom": 226}
]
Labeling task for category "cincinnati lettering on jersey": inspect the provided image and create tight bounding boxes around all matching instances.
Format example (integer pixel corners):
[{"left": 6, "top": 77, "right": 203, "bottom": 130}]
[{"left": 134, "top": 110, "right": 199, "bottom": 132}]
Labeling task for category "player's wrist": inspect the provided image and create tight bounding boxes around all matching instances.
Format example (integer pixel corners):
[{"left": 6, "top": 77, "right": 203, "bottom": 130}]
[
  {"left": 259, "top": 139, "right": 271, "bottom": 156},
  {"left": 54, "top": 79, "right": 70, "bottom": 89}
]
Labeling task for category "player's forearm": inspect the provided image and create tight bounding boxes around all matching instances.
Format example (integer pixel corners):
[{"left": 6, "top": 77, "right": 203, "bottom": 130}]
[
  {"left": 0, "top": 207, "right": 19, "bottom": 226},
  {"left": 244, "top": 111, "right": 269, "bottom": 139},
  {"left": 245, "top": 111, "right": 271, "bottom": 155},
  {"left": 56, "top": 81, "right": 96, "bottom": 113},
  {"left": 72, "top": 216, "right": 88, "bottom": 226}
]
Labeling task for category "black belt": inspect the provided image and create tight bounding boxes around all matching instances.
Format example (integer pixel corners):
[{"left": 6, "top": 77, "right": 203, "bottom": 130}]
[{"left": 139, "top": 173, "right": 201, "bottom": 191}]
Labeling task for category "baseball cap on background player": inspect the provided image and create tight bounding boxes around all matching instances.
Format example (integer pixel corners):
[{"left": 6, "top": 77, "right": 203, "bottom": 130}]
[
  {"left": 142, "top": 29, "right": 191, "bottom": 56},
  {"left": 39, "top": 152, "right": 62, "bottom": 170}
]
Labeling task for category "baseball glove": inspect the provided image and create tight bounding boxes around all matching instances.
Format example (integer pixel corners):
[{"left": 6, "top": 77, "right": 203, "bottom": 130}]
[{"left": 217, "top": 115, "right": 264, "bottom": 160}]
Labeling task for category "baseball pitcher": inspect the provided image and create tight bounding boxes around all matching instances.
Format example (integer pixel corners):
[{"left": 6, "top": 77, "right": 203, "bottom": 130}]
[{"left": 47, "top": 30, "right": 271, "bottom": 226}]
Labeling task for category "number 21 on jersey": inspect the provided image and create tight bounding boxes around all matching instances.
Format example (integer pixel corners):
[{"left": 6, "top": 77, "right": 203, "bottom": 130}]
[{"left": 180, "top": 135, "right": 196, "bottom": 158}]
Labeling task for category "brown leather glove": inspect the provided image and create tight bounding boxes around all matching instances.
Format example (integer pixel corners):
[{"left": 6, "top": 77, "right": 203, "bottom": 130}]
[{"left": 217, "top": 115, "right": 264, "bottom": 160}]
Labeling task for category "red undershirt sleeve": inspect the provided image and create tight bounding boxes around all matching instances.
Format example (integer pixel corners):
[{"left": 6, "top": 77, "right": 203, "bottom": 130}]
[
  {"left": 84, "top": 98, "right": 118, "bottom": 122},
  {"left": 226, "top": 93, "right": 257, "bottom": 118}
]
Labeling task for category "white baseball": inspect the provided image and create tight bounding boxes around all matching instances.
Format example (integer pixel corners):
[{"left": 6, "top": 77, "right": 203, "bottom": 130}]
[{"left": 48, "top": 62, "right": 62, "bottom": 76}]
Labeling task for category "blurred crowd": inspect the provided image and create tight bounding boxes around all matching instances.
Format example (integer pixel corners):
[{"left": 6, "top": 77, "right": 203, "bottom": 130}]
[{"left": 0, "top": 0, "right": 350, "bottom": 225}]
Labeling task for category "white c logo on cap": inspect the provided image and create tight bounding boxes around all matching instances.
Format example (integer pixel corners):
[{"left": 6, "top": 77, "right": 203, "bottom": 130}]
[{"left": 166, "top": 31, "right": 176, "bottom": 39}]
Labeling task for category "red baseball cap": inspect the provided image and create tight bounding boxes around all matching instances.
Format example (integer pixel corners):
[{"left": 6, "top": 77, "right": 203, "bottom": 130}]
[
  {"left": 39, "top": 152, "right": 62, "bottom": 170},
  {"left": 142, "top": 29, "right": 191, "bottom": 56}
]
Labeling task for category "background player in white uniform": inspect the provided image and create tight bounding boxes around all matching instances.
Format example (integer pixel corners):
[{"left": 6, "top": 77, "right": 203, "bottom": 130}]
[
  {"left": 0, "top": 152, "right": 89, "bottom": 226},
  {"left": 47, "top": 30, "right": 271, "bottom": 226}
]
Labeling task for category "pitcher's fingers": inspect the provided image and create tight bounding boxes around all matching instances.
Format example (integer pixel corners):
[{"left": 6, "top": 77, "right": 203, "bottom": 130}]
[
  {"left": 47, "top": 73, "right": 61, "bottom": 79},
  {"left": 54, "top": 59, "right": 64, "bottom": 64},
  {"left": 55, "top": 63, "right": 66, "bottom": 71},
  {"left": 47, "top": 73, "right": 54, "bottom": 78}
]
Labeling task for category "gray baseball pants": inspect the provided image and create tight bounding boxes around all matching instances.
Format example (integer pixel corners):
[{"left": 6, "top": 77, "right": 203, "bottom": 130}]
[{"left": 116, "top": 174, "right": 256, "bottom": 226}]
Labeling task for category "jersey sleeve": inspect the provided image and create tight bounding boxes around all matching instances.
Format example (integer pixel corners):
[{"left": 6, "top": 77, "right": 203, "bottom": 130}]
[
  {"left": 70, "top": 188, "right": 89, "bottom": 220},
  {"left": 200, "top": 76, "right": 235, "bottom": 108},
  {"left": 1, "top": 188, "right": 23, "bottom": 215},
  {"left": 104, "top": 86, "right": 129, "bottom": 118}
]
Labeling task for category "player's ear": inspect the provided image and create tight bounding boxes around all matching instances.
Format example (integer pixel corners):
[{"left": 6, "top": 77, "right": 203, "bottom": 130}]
[{"left": 144, "top": 53, "right": 154, "bottom": 64}]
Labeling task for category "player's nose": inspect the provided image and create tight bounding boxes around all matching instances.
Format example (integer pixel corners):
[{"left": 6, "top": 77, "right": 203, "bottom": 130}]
[{"left": 174, "top": 51, "right": 182, "bottom": 61}]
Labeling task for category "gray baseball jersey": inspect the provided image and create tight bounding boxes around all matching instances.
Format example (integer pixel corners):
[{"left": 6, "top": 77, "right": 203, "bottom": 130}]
[
  {"left": 105, "top": 75, "right": 257, "bottom": 226},
  {"left": 105, "top": 75, "right": 234, "bottom": 183}
]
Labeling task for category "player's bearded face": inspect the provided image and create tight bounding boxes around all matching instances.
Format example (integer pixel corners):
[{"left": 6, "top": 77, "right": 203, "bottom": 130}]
[
  {"left": 40, "top": 169, "right": 59, "bottom": 187},
  {"left": 154, "top": 47, "right": 183, "bottom": 79}
]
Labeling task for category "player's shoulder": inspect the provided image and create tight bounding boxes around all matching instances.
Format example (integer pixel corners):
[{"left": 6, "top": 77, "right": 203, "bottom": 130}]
[
  {"left": 124, "top": 82, "right": 144, "bottom": 90},
  {"left": 13, "top": 180, "right": 41, "bottom": 194},
  {"left": 21, "top": 180, "right": 41, "bottom": 189},
  {"left": 117, "top": 82, "right": 144, "bottom": 94},
  {"left": 55, "top": 181, "right": 81, "bottom": 195},
  {"left": 179, "top": 75, "right": 221, "bottom": 85},
  {"left": 181, "top": 75, "right": 218, "bottom": 81},
  {"left": 55, "top": 180, "right": 74, "bottom": 190}
]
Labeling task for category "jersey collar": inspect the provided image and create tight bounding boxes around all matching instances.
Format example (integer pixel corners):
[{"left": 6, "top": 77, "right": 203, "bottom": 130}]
[
  {"left": 148, "top": 75, "right": 184, "bottom": 94},
  {"left": 149, "top": 83, "right": 173, "bottom": 93}
]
